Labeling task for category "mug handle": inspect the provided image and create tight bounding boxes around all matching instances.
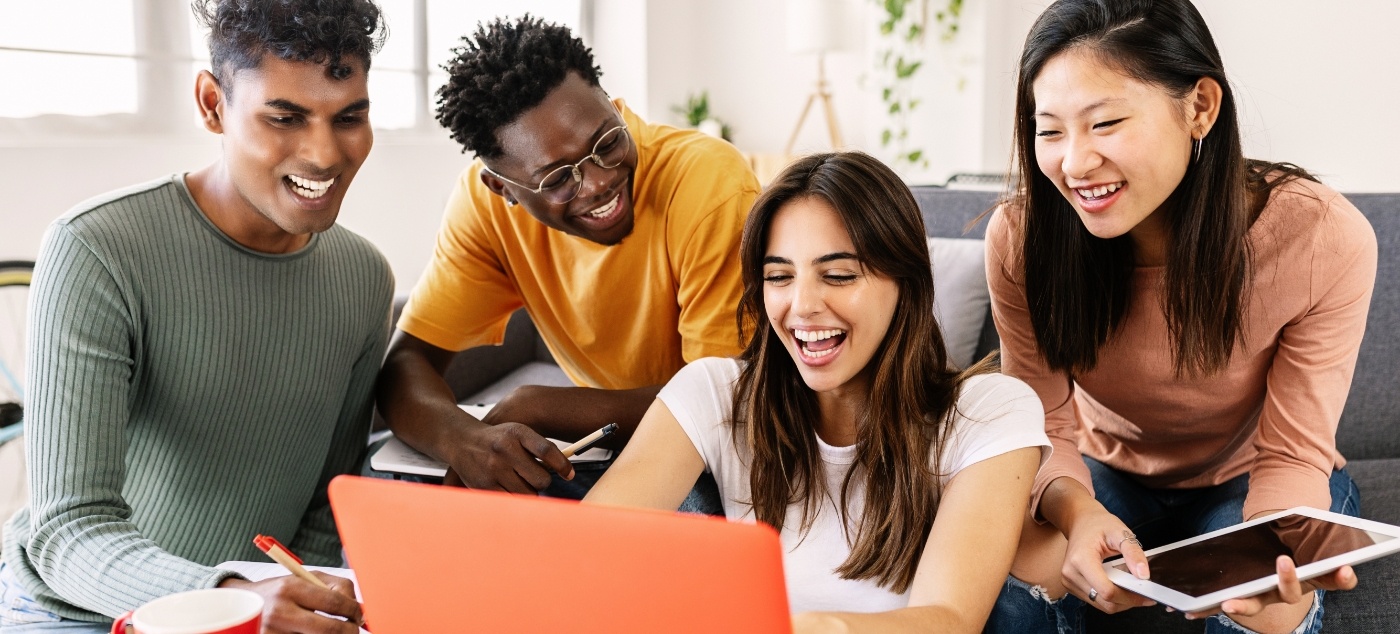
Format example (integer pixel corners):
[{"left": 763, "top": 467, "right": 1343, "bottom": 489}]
[{"left": 110, "top": 611, "right": 134, "bottom": 634}]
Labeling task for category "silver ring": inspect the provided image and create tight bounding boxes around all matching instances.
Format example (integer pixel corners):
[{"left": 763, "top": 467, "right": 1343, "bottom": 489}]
[{"left": 1088, "top": 587, "right": 1099, "bottom": 602}]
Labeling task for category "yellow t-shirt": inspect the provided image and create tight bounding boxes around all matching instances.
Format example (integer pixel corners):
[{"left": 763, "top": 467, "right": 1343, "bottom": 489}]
[{"left": 399, "top": 101, "right": 759, "bottom": 389}]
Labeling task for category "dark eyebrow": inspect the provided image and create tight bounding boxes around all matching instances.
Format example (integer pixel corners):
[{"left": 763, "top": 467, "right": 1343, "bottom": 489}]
[
  {"left": 762, "top": 252, "right": 860, "bottom": 266},
  {"left": 265, "top": 99, "right": 310, "bottom": 115},
  {"left": 530, "top": 118, "right": 618, "bottom": 179},
  {"left": 337, "top": 99, "right": 371, "bottom": 116},
  {"left": 263, "top": 98, "right": 370, "bottom": 117},
  {"left": 1035, "top": 97, "right": 1127, "bottom": 119},
  {"left": 814, "top": 252, "right": 859, "bottom": 265}
]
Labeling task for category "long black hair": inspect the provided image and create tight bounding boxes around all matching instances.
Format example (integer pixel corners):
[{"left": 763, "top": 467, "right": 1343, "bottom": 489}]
[{"left": 1011, "top": 0, "right": 1314, "bottom": 377}]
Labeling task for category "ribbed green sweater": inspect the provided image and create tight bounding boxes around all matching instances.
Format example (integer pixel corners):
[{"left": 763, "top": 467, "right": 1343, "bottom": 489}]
[{"left": 1, "top": 175, "right": 393, "bottom": 621}]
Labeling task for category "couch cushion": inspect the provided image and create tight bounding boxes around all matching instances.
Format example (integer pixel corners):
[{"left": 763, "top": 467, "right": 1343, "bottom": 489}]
[
  {"left": 1337, "top": 194, "right": 1400, "bottom": 461},
  {"left": 912, "top": 187, "right": 1000, "bottom": 240},
  {"left": 463, "top": 361, "right": 573, "bottom": 405},
  {"left": 929, "top": 238, "right": 991, "bottom": 368}
]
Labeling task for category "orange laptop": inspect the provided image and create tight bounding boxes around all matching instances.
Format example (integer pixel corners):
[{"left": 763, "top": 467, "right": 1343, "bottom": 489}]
[{"left": 328, "top": 475, "right": 791, "bottom": 633}]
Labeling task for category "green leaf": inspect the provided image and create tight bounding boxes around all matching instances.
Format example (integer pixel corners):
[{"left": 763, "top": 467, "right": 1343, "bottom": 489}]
[
  {"left": 908, "top": 98, "right": 921, "bottom": 111},
  {"left": 889, "top": 101, "right": 902, "bottom": 114},
  {"left": 881, "top": 87, "right": 892, "bottom": 101},
  {"left": 907, "top": 150, "right": 923, "bottom": 163},
  {"left": 895, "top": 59, "right": 922, "bottom": 78},
  {"left": 880, "top": 20, "right": 894, "bottom": 35},
  {"left": 881, "top": 129, "right": 892, "bottom": 146},
  {"left": 907, "top": 23, "right": 923, "bottom": 40}
]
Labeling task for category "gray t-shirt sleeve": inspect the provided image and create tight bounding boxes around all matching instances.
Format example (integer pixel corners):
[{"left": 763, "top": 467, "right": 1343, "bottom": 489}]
[{"left": 18, "top": 224, "right": 237, "bottom": 617}]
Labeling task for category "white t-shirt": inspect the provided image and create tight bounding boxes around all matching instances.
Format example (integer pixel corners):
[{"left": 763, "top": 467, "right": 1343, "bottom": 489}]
[{"left": 657, "top": 357, "right": 1050, "bottom": 615}]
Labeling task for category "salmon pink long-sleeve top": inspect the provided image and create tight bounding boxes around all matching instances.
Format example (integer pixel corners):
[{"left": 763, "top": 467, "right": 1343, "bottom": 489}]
[{"left": 986, "top": 178, "right": 1377, "bottom": 521}]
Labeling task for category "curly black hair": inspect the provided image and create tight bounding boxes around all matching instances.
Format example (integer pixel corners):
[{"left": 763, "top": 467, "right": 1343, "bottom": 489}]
[
  {"left": 436, "top": 15, "right": 603, "bottom": 158},
  {"left": 192, "top": 0, "right": 386, "bottom": 97}
]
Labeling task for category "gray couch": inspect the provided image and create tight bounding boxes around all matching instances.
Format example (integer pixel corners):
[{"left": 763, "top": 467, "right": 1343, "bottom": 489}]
[{"left": 421, "top": 186, "right": 1398, "bottom": 632}]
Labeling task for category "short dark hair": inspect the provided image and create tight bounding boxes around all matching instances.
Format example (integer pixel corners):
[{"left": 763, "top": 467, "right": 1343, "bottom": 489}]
[
  {"left": 192, "top": 0, "right": 386, "bottom": 96},
  {"left": 436, "top": 15, "right": 603, "bottom": 158}
]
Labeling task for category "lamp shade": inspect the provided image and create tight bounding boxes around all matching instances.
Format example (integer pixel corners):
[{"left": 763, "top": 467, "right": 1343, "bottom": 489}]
[{"left": 786, "top": 0, "right": 848, "bottom": 54}]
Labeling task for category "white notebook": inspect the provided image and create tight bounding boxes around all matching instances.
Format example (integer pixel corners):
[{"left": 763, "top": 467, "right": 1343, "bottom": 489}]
[{"left": 369, "top": 403, "right": 613, "bottom": 477}]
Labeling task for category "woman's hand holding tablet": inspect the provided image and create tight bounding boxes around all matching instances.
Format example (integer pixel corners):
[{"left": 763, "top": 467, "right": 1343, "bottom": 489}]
[
  {"left": 1056, "top": 494, "right": 1158, "bottom": 613},
  {"left": 1102, "top": 507, "right": 1400, "bottom": 617}
]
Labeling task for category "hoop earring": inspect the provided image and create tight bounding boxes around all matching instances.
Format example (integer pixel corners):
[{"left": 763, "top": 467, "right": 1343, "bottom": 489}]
[
  {"left": 505, "top": 197, "right": 518, "bottom": 207},
  {"left": 1192, "top": 137, "right": 1203, "bottom": 164}
]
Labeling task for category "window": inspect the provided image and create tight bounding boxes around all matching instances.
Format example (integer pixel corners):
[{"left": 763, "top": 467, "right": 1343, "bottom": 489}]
[
  {"left": 2, "top": 0, "right": 584, "bottom": 134},
  {"left": 0, "top": 0, "right": 139, "bottom": 118}
]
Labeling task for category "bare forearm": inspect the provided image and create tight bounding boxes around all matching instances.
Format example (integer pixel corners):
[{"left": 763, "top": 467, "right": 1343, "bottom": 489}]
[
  {"left": 1039, "top": 476, "right": 1103, "bottom": 534},
  {"left": 489, "top": 384, "right": 662, "bottom": 444},
  {"left": 794, "top": 605, "right": 979, "bottom": 634},
  {"left": 375, "top": 346, "right": 484, "bottom": 463}
]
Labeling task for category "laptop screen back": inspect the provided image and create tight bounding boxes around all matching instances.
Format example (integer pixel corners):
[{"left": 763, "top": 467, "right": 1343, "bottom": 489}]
[{"left": 329, "top": 475, "right": 791, "bottom": 633}]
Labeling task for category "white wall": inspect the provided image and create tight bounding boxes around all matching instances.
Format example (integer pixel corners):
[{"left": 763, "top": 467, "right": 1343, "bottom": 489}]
[
  {"left": 4, "top": 0, "right": 1398, "bottom": 293},
  {"left": 643, "top": 0, "right": 1400, "bottom": 192},
  {"left": 0, "top": 133, "right": 469, "bottom": 294}
]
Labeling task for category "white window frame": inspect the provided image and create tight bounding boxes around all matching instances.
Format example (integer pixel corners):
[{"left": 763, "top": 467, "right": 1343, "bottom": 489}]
[{"left": 0, "top": 0, "right": 592, "bottom": 141}]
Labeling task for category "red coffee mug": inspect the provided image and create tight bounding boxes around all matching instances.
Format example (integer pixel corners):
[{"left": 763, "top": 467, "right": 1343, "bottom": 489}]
[{"left": 111, "top": 588, "right": 262, "bottom": 634}]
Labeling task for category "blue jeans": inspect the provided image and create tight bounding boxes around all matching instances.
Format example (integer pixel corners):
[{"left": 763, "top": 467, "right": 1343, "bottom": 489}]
[
  {"left": 984, "top": 458, "right": 1360, "bottom": 634},
  {"left": 0, "top": 562, "right": 107, "bottom": 633}
]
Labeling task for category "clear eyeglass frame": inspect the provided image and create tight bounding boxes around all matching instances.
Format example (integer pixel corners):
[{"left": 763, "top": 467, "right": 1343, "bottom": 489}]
[{"left": 484, "top": 124, "right": 632, "bottom": 205}]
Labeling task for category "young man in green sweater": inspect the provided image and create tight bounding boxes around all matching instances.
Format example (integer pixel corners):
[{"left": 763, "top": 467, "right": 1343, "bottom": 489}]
[{"left": 0, "top": 1, "right": 390, "bottom": 631}]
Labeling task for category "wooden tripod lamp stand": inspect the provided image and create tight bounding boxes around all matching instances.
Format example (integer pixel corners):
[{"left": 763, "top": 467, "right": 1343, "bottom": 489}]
[
  {"left": 785, "top": 53, "right": 844, "bottom": 156},
  {"left": 785, "top": 0, "right": 847, "bottom": 156}
]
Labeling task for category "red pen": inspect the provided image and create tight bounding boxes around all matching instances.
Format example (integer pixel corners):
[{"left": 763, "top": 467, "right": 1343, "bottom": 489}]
[
  {"left": 254, "top": 535, "right": 367, "bottom": 629},
  {"left": 254, "top": 534, "right": 331, "bottom": 589}
]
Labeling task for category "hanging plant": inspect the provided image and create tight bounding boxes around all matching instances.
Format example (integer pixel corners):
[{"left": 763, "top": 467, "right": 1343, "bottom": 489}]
[{"left": 873, "top": 0, "right": 963, "bottom": 169}]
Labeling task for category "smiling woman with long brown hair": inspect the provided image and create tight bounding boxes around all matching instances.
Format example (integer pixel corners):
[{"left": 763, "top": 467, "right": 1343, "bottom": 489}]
[{"left": 586, "top": 151, "right": 1049, "bottom": 633}]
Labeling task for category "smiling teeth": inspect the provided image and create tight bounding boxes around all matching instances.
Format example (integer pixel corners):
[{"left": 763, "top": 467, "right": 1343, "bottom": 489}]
[
  {"left": 287, "top": 174, "right": 335, "bottom": 199},
  {"left": 793, "top": 329, "right": 846, "bottom": 342},
  {"left": 585, "top": 195, "right": 620, "bottom": 218},
  {"left": 1076, "top": 182, "right": 1122, "bottom": 199}
]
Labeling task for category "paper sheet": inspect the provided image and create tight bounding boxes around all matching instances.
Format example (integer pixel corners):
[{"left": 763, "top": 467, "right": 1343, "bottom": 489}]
[{"left": 369, "top": 403, "right": 613, "bottom": 477}]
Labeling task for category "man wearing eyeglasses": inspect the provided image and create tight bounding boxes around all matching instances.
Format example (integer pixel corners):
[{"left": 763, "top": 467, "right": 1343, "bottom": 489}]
[{"left": 375, "top": 16, "right": 759, "bottom": 499}]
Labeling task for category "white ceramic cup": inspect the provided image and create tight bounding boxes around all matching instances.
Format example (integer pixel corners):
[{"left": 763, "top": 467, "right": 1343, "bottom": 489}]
[{"left": 110, "top": 588, "right": 263, "bottom": 634}]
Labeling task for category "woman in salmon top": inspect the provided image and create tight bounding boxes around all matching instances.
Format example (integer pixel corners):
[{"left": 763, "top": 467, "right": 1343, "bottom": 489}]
[{"left": 984, "top": 1, "right": 1377, "bottom": 633}]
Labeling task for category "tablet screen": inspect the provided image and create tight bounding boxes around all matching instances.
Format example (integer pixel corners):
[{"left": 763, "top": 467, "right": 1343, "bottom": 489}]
[{"left": 1112, "top": 515, "right": 1395, "bottom": 598}]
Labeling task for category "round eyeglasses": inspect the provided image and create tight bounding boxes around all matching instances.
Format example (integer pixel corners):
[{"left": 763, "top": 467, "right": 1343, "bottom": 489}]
[{"left": 484, "top": 124, "right": 632, "bottom": 205}]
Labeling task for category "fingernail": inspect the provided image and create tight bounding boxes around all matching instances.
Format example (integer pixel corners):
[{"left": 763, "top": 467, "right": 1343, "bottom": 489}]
[
  {"left": 1185, "top": 614, "right": 1195, "bottom": 620},
  {"left": 1136, "top": 564, "right": 1149, "bottom": 579}
]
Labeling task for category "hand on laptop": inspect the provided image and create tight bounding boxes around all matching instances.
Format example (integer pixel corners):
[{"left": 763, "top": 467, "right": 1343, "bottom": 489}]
[
  {"left": 219, "top": 573, "right": 363, "bottom": 633},
  {"left": 443, "top": 422, "right": 574, "bottom": 493}
]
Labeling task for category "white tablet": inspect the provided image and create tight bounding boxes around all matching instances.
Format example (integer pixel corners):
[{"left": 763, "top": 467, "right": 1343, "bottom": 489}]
[{"left": 1103, "top": 507, "right": 1400, "bottom": 613}]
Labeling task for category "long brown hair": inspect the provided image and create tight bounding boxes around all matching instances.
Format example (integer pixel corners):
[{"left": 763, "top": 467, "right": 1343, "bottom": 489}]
[
  {"left": 1011, "top": 0, "right": 1315, "bottom": 377},
  {"left": 732, "top": 152, "right": 989, "bottom": 593}
]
